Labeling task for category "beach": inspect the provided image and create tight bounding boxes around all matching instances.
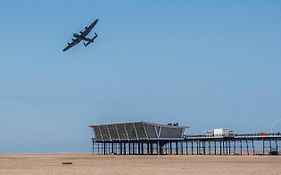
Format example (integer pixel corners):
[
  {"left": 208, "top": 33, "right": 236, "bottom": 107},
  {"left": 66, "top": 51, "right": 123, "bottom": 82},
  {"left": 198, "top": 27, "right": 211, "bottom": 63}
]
[{"left": 0, "top": 154, "right": 280, "bottom": 175}]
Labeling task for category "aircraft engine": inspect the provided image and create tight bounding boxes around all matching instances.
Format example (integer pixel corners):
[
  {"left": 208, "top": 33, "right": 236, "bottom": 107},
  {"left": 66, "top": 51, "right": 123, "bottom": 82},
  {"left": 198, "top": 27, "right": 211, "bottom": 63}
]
[
  {"left": 84, "top": 26, "right": 88, "bottom": 30},
  {"left": 72, "top": 38, "right": 75, "bottom": 41},
  {"left": 68, "top": 42, "right": 71, "bottom": 45}
]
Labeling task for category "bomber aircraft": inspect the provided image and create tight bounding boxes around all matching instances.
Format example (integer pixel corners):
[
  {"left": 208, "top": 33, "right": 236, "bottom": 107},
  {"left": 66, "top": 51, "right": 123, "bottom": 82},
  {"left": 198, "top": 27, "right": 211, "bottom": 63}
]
[{"left": 63, "top": 19, "right": 98, "bottom": 52}]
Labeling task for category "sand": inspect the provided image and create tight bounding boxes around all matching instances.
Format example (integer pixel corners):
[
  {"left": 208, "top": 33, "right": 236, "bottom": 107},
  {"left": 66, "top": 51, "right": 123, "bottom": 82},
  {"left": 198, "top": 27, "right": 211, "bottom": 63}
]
[{"left": 0, "top": 154, "right": 280, "bottom": 175}]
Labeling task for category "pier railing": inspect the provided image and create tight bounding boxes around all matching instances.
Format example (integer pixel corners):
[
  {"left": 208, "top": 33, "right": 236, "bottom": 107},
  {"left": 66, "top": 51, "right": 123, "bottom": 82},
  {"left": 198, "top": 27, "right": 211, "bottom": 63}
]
[{"left": 184, "top": 133, "right": 281, "bottom": 140}]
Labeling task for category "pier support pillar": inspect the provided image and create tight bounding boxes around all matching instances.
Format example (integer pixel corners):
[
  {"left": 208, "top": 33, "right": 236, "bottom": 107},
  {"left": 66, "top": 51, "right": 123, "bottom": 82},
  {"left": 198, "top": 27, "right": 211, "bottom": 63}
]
[
  {"left": 138, "top": 142, "right": 140, "bottom": 155},
  {"left": 186, "top": 141, "right": 188, "bottom": 155},
  {"left": 240, "top": 140, "right": 243, "bottom": 155},
  {"left": 228, "top": 141, "right": 231, "bottom": 155},
  {"left": 233, "top": 141, "right": 236, "bottom": 155},
  {"left": 124, "top": 143, "right": 127, "bottom": 155},
  {"left": 202, "top": 141, "right": 204, "bottom": 155},
  {"left": 181, "top": 142, "right": 183, "bottom": 155},
  {"left": 220, "top": 141, "right": 222, "bottom": 155},
  {"left": 196, "top": 141, "right": 198, "bottom": 155},
  {"left": 176, "top": 141, "right": 179, "bottom": 155},
  {"left": 92, "top": 141, "right": 95, "bottom": 155},
  {"left": 191, "top": 141, "right": 194, "bottom": 155},
  {"left": 103, "top": 143, "right": 106, "bottom": 155},
  {"left": 252, "top": 140, "right": 255, "bottom": 155},
  {"left": 208, "top": 141, "right": 211, "bottom": 155},
  {"left": 150, "top": 142, "right": 153, "bottom": 155},
  {"left": 246, "top": 140, "right": 249, "bottom": 155},
  {"left": 214, "top": 141, "right": 217, "bottom": 155},
  {"left": 275, "top": 139, "right": 279, "bottom": 153}
]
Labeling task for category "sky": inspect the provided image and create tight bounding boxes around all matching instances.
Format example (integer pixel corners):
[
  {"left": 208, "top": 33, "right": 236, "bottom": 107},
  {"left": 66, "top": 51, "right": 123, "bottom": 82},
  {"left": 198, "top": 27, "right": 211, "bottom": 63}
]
[{"left": 0, "top": 0, "right": 281, "bottom": 153}]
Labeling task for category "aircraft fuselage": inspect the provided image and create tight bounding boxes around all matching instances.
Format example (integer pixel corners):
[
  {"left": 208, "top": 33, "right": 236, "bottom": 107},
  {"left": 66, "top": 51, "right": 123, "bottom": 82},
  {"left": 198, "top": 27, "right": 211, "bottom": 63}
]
[{"left": 73, "top": 33, "right": 92, "bottom": 42}]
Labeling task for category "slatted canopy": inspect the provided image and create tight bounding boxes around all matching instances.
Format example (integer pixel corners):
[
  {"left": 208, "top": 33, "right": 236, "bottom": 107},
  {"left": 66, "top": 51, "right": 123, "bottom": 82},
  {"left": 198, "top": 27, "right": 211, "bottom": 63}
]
[{"left": 89, "top": 121, "right": 188, "bottom": 142}]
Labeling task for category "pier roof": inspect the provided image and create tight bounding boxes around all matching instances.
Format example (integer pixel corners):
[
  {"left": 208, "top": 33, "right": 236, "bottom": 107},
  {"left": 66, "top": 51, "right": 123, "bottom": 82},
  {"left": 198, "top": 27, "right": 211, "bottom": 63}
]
[{"left": 90, "top": 121, "right": 188, "bottom": 142}]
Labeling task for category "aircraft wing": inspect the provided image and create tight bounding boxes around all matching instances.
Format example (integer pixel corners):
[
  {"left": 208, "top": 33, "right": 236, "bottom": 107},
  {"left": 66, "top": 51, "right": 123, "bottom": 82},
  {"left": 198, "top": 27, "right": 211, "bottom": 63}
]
[
  {"left": 63, "top": 38, "right": 81, "bottom": 52},
  {"left": 80, "top": 19, "right": 98, "bottom": 37}
]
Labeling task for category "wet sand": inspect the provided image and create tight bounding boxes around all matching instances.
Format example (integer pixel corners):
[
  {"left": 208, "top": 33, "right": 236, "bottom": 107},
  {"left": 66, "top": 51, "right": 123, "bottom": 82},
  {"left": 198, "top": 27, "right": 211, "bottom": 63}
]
[{"left": 0, "top": 154, "right": 280, "bottom": 175}]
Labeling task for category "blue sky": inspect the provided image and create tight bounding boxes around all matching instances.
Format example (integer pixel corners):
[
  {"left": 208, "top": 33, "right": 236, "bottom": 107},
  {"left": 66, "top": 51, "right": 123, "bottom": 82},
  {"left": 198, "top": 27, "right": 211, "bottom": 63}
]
[{"left": 0, "top": 0, "right": 281, "bottom": 153}]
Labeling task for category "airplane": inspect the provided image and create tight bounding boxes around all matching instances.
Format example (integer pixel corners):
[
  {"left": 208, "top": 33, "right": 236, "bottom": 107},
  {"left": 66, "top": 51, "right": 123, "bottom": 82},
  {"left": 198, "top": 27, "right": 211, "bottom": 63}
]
[{"left": 63, "top": 19, "right": 98, "bottom": 52}]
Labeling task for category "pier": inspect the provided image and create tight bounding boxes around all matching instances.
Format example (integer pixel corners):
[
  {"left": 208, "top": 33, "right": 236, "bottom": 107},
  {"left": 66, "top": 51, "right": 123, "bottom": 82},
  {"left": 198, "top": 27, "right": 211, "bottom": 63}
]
[{"left": 90, "top": 122, "right": 281, "bottom": 155}]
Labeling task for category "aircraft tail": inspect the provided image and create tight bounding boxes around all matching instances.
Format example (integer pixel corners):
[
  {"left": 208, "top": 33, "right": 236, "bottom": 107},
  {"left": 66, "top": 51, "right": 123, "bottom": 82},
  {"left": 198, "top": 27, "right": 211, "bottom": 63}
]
[{"left": 84, "top": 42, "right": 90, "bottom": 47}]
